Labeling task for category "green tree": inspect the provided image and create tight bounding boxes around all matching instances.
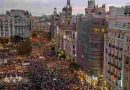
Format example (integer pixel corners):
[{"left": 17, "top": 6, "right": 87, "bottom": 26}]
[
  {"left": 4, "top": 38, "right": 9, "bottom": 44},
  {"left": 32, "top": 32, "right": 37, "bottom": 38},
  {"left": 9, "top": 36, "right": 14, "bottom": 43},
  {"left": 69, "top": 62, "right": 80, "bottom": 72},
  {"left": 0, "top": 37, "right": 9, "bottom": 44},
  {"left": 16, "top": 39, "right": 32, "bottom": 56},
  {"left": 0, "top": 37, "right": 4, "bottom": 44}
]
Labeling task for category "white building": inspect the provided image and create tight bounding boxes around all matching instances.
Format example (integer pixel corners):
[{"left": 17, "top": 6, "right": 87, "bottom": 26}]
[
  {"left": 0, "top": 15, "right": 14, "bottom": 37},
  {"left": 109, "top": 6, "right": 125, "bottom": 17},
  {"left": 6, "top": 10, "right": 31, "bottom": 38},
  {"left": 104, "top": 9, "right": 130, "bottom": 90}
]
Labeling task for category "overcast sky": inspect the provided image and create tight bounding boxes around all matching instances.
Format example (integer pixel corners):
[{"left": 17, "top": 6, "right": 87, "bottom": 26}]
[{"left": 0, "top": 0, "right": 129, "bottom": 16}]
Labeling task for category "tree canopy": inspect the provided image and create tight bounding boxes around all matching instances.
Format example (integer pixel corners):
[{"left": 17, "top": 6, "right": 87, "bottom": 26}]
[{"left": 16, "top": 39, "right": 32, "bottom": 56}]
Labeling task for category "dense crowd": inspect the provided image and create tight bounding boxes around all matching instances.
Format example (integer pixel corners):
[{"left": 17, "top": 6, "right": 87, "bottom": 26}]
[
  {"left": 26, "top": 40, "right": 87, "bottom": 90},
  {"left": 0, "top": 38, "right": 92, "bottom": 90},
  {"left": 28, "top": 58, "right": 85, "bottom": 90}
]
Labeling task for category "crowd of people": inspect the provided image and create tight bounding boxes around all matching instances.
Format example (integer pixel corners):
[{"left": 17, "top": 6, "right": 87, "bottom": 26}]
[
  {"left": 28, "top": 58, "right": 85, "bottom": 90},
  {"left": 25, "top": 38, "right": 89, "bottom": 90},
  {"left": 0, "top": 36, "right": 93, "bottom": 90}
]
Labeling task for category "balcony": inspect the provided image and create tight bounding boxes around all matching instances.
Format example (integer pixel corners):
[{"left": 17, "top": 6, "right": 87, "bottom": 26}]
[
  {"left": 117, "top": 67, "right": 122, "bottom": 70},
  {"left": 87, "top": 48, "right": 100, "bottom": 52},
  {"left": 111, "top": 62, "right": 114, "bottom": 66},
  {"left": 118, "top": 57, "right": 122, "bottom": 61},
  {"left": 114, "top": 65, "right": 118, "bottom": 68},
  {"left": 112, "top": 54, "right": 115, "bottom": 57},
  {"left": 119, "top": 47, "right": 123, "bottom": 51},
  {"left": 115, "top": 56, "right": 118, "bottom": 59},
  {"left": 111, "top": 45, "right": 115, "bottom": 48},
  {"left": 108, "top": 53, "right": 111, "bottom": 56},
  {"left": 109, "top": 44, "right": 111, "bottom": 47},
  {"left": 123, "top": 51, "right": 130, "bottom": 57}
]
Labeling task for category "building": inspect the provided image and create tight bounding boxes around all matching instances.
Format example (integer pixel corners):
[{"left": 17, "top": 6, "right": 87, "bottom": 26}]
[
  {"left": 124, "top": 5, "right": 130, "bottom": 16},
  {"left": 50, "top": 8, "right": 60, "bottom": 40},
  {"left": 109, "top": 6, "right": 125, "bottom": 17},
  {"left": 103, "top": 8, "right": 130, "bottom": 90},
  {"left": 50, "top": 0, "right": 77, "bottom": 60},
  {"left": 123, "top": 22, "right": 130, "bottom": 90},
  {"left": 58, "top": 0, "right": 77, "bottom": 60},
  {"left": 0, "top": 15, "right": 13, "bottom": 37},
  {"left": 31, "top": 16, "right": 45, "bottom": 35},
  {"left": 76, "top": 0, "right": 107, "bottom": 88},
  {"left": 30, "top": 16, "right": 37, "bottom": 31},
  {"left": 31, "top": 16, "right": 48, "bottom": 32},
  {"left": 6, "top": 10, "right": 31, "bottom": 38},
  {"left": 85, "top": 0, "right": 95, "bottom": 15}
]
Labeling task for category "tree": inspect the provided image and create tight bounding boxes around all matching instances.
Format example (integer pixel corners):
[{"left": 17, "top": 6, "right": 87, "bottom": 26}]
[
  {"left": 10, "top": 36, "right": 14, "bottom": 43},
  {"left": 69, "top": 62, "right": 80, "bottom": 72},
  {"left": 16, "top": 39, "right": 32, "bottom": 56},
  {"left": 0, "top": 37, "right": 9, "bottom": 44},
  {"left": 4, "top": 38, "right": 9, "bottom": 44},
  {"left": 14, "top": 35, "right": 23, "bottom": 43},
  {"left": 32, "top": 32, "right": 37, "bottom": 38}
]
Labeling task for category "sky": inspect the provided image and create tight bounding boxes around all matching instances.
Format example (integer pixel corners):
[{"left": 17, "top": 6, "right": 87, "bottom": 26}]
[{"left": 0, "top": 0, "right": 129, "bottom": 16}]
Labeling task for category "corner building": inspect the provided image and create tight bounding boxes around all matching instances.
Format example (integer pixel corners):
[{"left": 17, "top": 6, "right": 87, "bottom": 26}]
[{"left": 103, "top": 6, "right": 130, "bottom": 90}]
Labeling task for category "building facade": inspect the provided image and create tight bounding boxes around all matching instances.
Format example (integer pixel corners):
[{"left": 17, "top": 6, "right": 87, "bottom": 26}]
[
  {"left": 123, "top": 22, "right": 130, "bottom": 90},
  {"left": 0, "top": 15, "right": 14, "bottom": 38},
  {"left": 104, "top": 14, "right": 130, "bottom": 90},
  {"left": 59, "top": 0, "right": 77, "bottom": 60},
  {"left": 6, "top": 10, "right": 31, "bottom": 38},
  {"left": 50, "top": 0, "right": 77, "bottom": 60},
  {"left": 76, "top": 0, "right": 107, "bottom": 88}
]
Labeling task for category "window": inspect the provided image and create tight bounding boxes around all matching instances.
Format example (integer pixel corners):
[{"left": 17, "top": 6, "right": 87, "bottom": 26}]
[
  {"left": 106, "top": 48, "right": 108, "bottom": 53},
  {"left": 15, "top": 20, "right": 17, "bottom": 24},
  {"left": 73, "top": 50, "right": 75, "bottom": 55},
  {"left": 102, "top": 20, "right": 106, "bottom": 25},
  {"left": 95, "top": 44, "right": 100, "bottom": 48},
  {"left": 128, "top": 46, "right": 129, "bottom": 51},
  {"left": 5, "top": 29, "right": 8, "bottom": 32},
  {"left": 68, "top": 21, "right": 70, "bottom": 25},
  {"left": 125, "top": 60, "right": 129, "bottom": 64},
  {"left": 121, "top": 34, "right": 124, "bottom": 39},
  {"left": 118, "top": 33, "right": 120, "bottom": 38},
  {"left": 73, "top": 45, "right": 75, "bottom": 49}
]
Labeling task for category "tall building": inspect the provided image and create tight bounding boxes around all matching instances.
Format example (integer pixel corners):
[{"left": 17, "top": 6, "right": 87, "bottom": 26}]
[
  {"left": 6, "top": 10, "right": 31, "bottom": 38},
  {"left": 88, "top": 0, "right": 95, "bottom": 8},
  {"left": 49, "top": 0, "right": 77, "bottom": 60},
  {"left": 85, "top": 0, "right": 95, "bottom": 15},
  {"left": 76, "top": 0, "right": 107, "bottom": 88},
  {"left": 65, "top": 0, "right": 72, "bottom": 24},
  {"left": 58, "top": 0, "right": 77, "bottom": 60},
  {"left": 0, "top": 15, "right": 13, "bottom": 37},
  {"left": 124, "top": 5, "right": 130, "bottom": 16},
  {"left": 31, "top": 16, "right": 46, "bottom": 32},
  {"left": 123, "top": 22, "right": 130, "bottom": 90},
  {"left": 103, "top": 7, "right": 130, "bottom": 90},
  {"left": 109, "top": 6, "right": 125, "bottom": 17},
  {"left": 50, "top": 8, "right": 60, "bottom": 40}
]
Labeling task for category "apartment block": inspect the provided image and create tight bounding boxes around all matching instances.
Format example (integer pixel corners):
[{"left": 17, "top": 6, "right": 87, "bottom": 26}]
[
  {"left": 0, "top": 15, "right": 14, "bottom": 37},
  {"left": 6, "top": 10, "right": 31, "bottom": 38},
  {"left": 104, "top": 15, "right": 130, "bottom": 90}
]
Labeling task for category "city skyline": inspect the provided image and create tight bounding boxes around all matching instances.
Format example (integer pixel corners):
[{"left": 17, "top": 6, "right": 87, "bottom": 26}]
[
  {"left": 0, "top": 0, "right": 129, "bottom": 16},
  {"left": 0, "top": 0, "right": 130, "bottom": 90}
]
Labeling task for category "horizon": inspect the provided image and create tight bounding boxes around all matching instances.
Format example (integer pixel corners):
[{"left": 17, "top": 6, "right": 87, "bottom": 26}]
[{"left": 0, "top": 0, "right": 130, "bottom": 16}]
